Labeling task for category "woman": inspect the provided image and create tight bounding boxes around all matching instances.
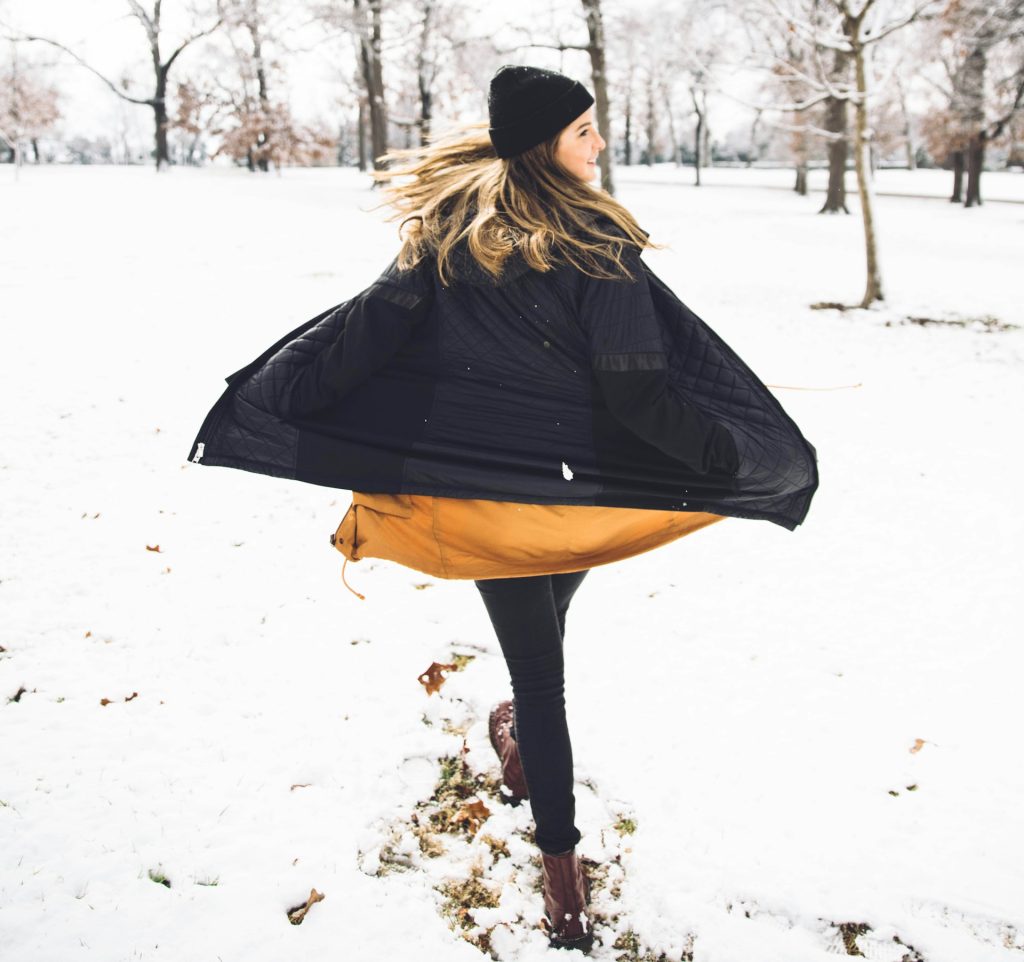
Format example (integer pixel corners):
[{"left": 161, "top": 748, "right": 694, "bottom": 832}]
[{"left": 187, "top": 64, "right": 818, "bottom": 954}]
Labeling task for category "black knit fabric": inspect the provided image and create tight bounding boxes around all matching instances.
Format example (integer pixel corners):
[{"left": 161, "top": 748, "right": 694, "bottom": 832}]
[{"left": 487, "top": 64, "right": 595, "bottom": 158}]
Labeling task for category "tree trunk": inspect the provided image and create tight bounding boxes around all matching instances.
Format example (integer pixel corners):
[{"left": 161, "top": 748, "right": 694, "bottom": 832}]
[
  {"left": 956, "top": 27, "right": 993, "bottom": 209},
  {"left": 248, "top": 10, "right": 271, "bottom": 172},
  {"left": 581, "top": 0, "right": 615, "bottom": 195},
  {"left": 690, "top": 85, "right": 706, "bottom": 185},
  {"left": 949, "top": 149, "right": 964, "bottom": 201},
  {"left": 747, "top": 109, "right": 762, "bottom": 167},
  {"left": 693, "top": 113, "right": 702, "bottom": 186},
  {"left": 644, "top": 77, "right": 655, "bottom": 165},
  {"left": 662, "top": 83, "right": 678, "bottom": 167},
  {"left": 819, "top": 48, "right": 851, "bottom": 213},
  {"left": 154, "top": 72, "right": 170, "bottom": 171},
  {"left": 849, "top": 34, "right": 883, "bottom": 306},
  {"left": 623, "top": 87, "right": 633, "bottom": 166},
  {"left": 965, "top": 131, "right": 985, "bottom": 206},
  {"left": 416, "top": 0, "right": 435, "bottom": 146},
  {"left": 895, "top": 73, "right": 916, "bottom": 170},
  {"left": 358, "top": 98, "right": 367, "bottom": 171},
  {"left": 355, "top": 0, "right": 388, "bottom": 173}
]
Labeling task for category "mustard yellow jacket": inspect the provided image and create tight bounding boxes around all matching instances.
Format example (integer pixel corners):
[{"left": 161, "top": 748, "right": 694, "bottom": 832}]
[{"left": 330, "top": 490, "right": 726, "bottom": 597}]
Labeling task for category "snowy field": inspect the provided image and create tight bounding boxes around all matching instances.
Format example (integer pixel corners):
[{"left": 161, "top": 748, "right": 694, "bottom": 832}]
[
  {"left": 1, "top": 163, "right": 1022, "bottom": 962},
  {"left": 621, "top": 162, "right": 1024, "bottom": 203}
]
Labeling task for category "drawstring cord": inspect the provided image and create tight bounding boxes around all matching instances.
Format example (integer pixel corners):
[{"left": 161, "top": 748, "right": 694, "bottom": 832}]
[{"left": 341, "top": 556, "right": 366, "bottom": 601}]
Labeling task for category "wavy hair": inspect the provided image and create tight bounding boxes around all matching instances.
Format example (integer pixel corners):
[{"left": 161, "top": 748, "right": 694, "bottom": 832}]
[{"left": 365, "top": 119, "right": 665, "bottom": 286}]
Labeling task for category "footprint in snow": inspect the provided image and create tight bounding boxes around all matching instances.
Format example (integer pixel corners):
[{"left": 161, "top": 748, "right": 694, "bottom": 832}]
[{"left": 353, "top": 673, "right": 679, "bottom": 959}]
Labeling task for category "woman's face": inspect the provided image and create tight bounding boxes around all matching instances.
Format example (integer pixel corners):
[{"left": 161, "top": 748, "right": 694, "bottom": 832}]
[{"left": 554, "top": 106, "right": 606, "bottom": 182}]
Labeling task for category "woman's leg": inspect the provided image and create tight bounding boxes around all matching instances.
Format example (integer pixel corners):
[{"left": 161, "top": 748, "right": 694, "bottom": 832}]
[
  {"left": 551, "top": 569, "right": 589, "bottom": 643},
  {"left": 474, "top": 570, "right": 590, "bottom": 854}
]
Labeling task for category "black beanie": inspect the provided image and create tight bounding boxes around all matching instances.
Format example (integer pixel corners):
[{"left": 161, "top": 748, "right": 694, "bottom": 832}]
[{"left": 487, "top": 64, "right": 595, "bottom": 159}]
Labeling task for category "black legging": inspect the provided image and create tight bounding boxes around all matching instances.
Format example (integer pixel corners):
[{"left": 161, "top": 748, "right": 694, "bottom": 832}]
[{"left": 474, "top": 568, "right": 590, "bottom": 855}]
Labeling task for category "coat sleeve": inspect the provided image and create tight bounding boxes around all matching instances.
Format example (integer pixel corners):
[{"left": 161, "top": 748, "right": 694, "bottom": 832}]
[
  {"left": 282, "top": 259, "right": 434, "bottom": 418},
  {"left": 579, "top": 244, "right": 739, "bottom": 476}
]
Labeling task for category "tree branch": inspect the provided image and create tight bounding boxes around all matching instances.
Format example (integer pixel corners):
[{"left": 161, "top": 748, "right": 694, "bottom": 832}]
[
  {"left": 492, "top": 40, "right": 590, "bottom": 54},
  {"left": 760, "top": 114, "right": 849, "bottom": 142},
  {"left": 164, "top": 16, "right": 224, "bottom": 72},
  {"left": 859, "top": 0, "right": 941, "bottom": 48},
  {"left": 986, "top": 67, "right": 1024, "bottom": 140},
  {"left": 13, "top": 34, "right": 154, "bottom": 105},
  {"left": 125, "top": 0, "right": 158, "bottom": 46}
]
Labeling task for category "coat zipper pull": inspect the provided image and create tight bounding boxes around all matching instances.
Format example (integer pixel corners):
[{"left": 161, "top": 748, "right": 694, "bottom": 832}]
[{"left": 192, "top": 442, "right": 205, "bottom": 464}]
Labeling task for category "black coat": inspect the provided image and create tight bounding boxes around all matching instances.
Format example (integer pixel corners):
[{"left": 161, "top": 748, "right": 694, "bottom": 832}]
[{"left": 187, "top": 228, "right": 818, "bottom": 530}]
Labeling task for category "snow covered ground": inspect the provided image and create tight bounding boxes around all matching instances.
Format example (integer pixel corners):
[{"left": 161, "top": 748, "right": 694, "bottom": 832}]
[
  {"left": 621, "top": 161, "right": 1024, "bottom": 203},
  {"left": 1, "top": 163, "right": 1022, "bottom": 962}
]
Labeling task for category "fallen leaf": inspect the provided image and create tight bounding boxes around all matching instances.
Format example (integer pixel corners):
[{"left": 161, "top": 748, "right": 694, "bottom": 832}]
[
  {"left": 100, "top": 691, "right": 139, "bottom": 706},
  {"left": 84, "top": 631, "right": 92, "bottom": 638},
  {"left": 910, "top": 738, "right": 926, "bottom": 754},
  {"left": 413, "top": 582, "right": 433, "bottom": 590},
  {"left": 290, "top": 783, "right": 312, "bottom": 791},
  {"left": 287, "top": 887, "right": 325, "bottom": 925},
  {"left": 418, "top": 661, "right": 458, "bottom": 695},
  {"left": 454, "top": 798, "right": 491, "bottom": 835},
  {"left": 146, "top": 544, "right": 162, "bottom": 553}
]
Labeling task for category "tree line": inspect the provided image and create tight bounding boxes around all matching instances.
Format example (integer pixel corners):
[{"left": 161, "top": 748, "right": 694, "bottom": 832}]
[{"left": 1, "top": 0, "right": 1022, "bottom": 309}]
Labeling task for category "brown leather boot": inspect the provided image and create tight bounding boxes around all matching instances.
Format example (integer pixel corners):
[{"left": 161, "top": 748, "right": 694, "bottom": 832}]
[
  {"left": 541, "top": 846, "right": 594, "bottom": 952},
  {"left": 488, "top": 700, "right": 529, "bottom": 803}
]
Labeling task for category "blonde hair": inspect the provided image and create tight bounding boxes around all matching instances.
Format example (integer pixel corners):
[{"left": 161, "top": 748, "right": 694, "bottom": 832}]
[{"left": 366, "top": 119, "right": 665, "bottom": 286}]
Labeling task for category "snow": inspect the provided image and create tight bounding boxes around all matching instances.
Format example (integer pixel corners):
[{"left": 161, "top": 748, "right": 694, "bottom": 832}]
[{"left": 1, "top": 163, "right": 1022, "bottom": 961}]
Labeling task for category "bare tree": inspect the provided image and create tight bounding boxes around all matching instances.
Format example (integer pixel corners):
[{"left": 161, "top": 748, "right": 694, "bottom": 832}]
[
  {"left": 223, "top": 0, "right": 276, "bottom": 170},
  {"left": 386, "top": 0, "right": 492, "bottom": 149},
  {"left": 736, "top": 0, "right": 941, "bottom": 308},
  {"left": 215, "top": 0, "right": 334, "bottom": 171},
  {"left": 313, "top": 0, "right": 388, "bottom": 174},
  {"left": 604, "top": 8, "right": 644, "bottom": 167},
  {"left": 824, "top": 0, "right": 939, "bottom": 305},
  {"left": 354, "top": 0, "right": 388, "bottom": 170},
  {"left": 0, "top": 42, "right": 61, "bottom": 172},
  {"left": 11, "top": 1, "right": 222, "bottom": 170},
  {"left": 893, "top": 70, "right": 917, "bottom": 168},
  {"left": 172, "top": 78, "right": 223, "bottom": 165},
  {"left": 614, "top": 1, "right": 731, "bottom": 185},
  {"left": 690, "top": 78, "right": 711, "bottom": 179},
  {"left": 412, "top": 0, "right": 437, "bottom": 143},
  {"left": 580, "top": 0, "right": 616, "bottom": 194},
  {"left": 819, "top": 44, "right": 853, "bottom": 211},
  {"left": 926, "top": 0, "right": 1024, "bottom": 205}
]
